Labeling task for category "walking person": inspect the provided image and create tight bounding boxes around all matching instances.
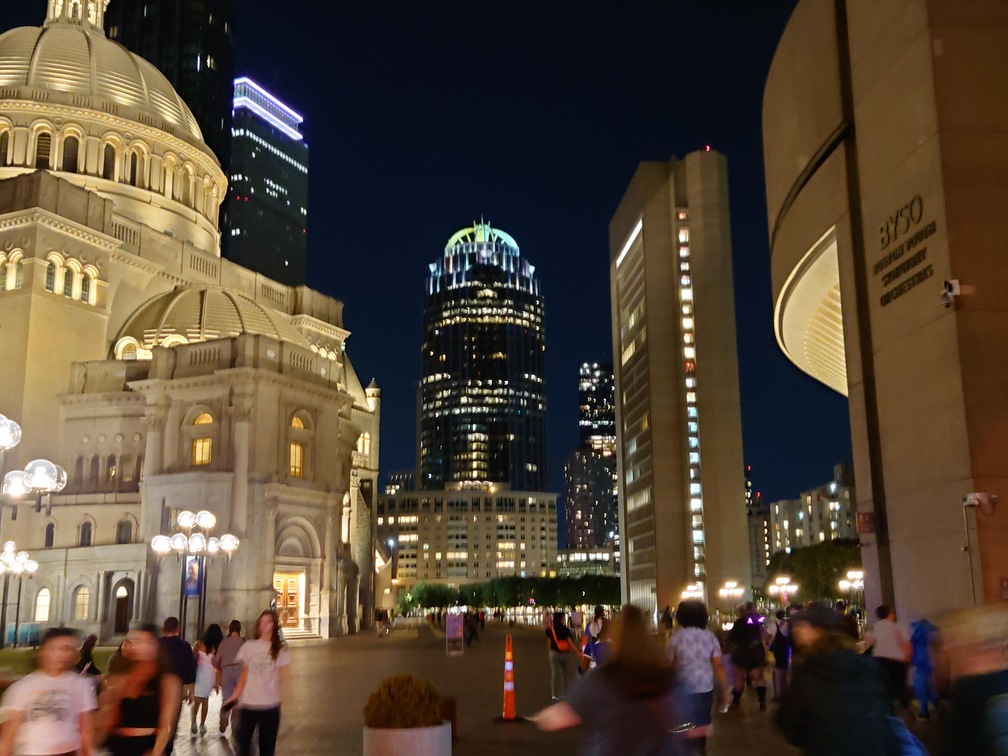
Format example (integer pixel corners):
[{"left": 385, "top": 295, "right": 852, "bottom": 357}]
[
  {"left": 224, "top": 609, "right": 291, "bottom": 756},
  {"left": 98, "top": 624, "right": 182, "bottom": 756},
  {"left": 190, "top": 634, "right": 217, "bottom": 736},
  {"left": 0, "top": 627, "right": 97, "bottom": 756},
  {"left": 666, "top": 599, "right": 729, "bottom": 756},
  {"left": 766, "top": 610, "right": 791, "bottom": 700},
  {"left": 909, "top": 617, "right": 940, "bottom": 720},
  {"left": 533, "top": 604, "right": 678, "bottom": 755},
  {"left": 865, "top": 605, "right": 911, "bottom": 711},
  {"left": 726, "top": 602, "right": 769, "bottom": 711},
  {"left": 158, "top": 617, "right": 195, "bottom": 754},
  {"left": 777, "top": 602, "right": 898, "bottom": 755},
  {"left": 76, "top": 633, "right": 103, "bottom": 693},
  {"left": 547, "top": 610, "right": 576, "bottom": 701},
  {"left": 213, "top": 620, "right": 245, "bottom": 735}
]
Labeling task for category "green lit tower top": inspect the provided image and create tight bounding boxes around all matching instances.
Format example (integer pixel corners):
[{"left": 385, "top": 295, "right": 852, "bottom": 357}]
[{"left": 420, "top": 221, "right": 546, "bottom": 491}]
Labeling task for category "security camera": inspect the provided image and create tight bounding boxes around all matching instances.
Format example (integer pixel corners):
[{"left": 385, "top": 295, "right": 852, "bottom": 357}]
[
  {"left": 941, "top": 279, "right": 960, "bottom": 308},
  {"left": 964, "top": 492, "right": 999, "bottom": 516}
]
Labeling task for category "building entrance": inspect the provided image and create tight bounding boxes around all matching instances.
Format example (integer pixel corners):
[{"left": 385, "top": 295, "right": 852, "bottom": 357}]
[{"left": 273, "top": 572, "right": 303, "bottom": 629}]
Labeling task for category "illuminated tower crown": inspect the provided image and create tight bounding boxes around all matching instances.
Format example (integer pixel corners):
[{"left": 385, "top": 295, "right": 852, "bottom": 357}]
[{"left": 45, "top": 0, "right": 109, "bottom": 29}]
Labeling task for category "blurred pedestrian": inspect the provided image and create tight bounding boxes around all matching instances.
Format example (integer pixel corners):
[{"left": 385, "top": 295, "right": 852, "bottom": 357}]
[
  {"left": 190, "top": 631, "right": 217, "bottom": 736},
  {"left": 938, "top": 603, "right": 1008, "bottom": 755},
  {"left": 224, "top": 609, "right": 291, "bottom": 756},
  {"left": 909, "top": 617, "right": 939, "bottom": 720},
  {"left": 214, "top": 620, "right": 245, "bottom": 734},
  {"left": 76, "top": 633, "right": 103, "bottom": 693},
  {"left": 0, "top": 627, "right": 97, "bottom": 756},
  {"left": 99, "top": 623, "right": 182, "bottom": 756},
  {"left": 666, "top": 599, "right": 728, "bottom": 755},
  {"left": 865, "top": 605, "right": 911, "bottom": 710},
  {"left": 766, "top": 610, "right": 791, "bottom": 700},
  {"left": 547, "top": 611, "right": 576, "bottom": 700},
  {"left": 533, "top": 604, "right": 678, "bottom": 755},
  {"left": 777, "top": 602, "right": 898, "bottom": 755},
  {"left": 158, "top": 617, "right": 195, "bottom": 754},
  {"left": 726, "top": 602, "right": 768, "bottom": 710}
]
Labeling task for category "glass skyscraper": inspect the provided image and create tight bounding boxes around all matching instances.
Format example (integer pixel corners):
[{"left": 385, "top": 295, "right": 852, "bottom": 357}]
[{"left": 419, "top": 222, "right": 546, "bottom": 491}]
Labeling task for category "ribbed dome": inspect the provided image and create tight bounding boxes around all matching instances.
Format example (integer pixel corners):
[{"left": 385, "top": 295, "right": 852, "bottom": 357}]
[
  {"left": 0, "top": 23, "right": 205, "bottom": 148},
  {"left": 117, "top": 288, "right": 309, "bottom": 352}
]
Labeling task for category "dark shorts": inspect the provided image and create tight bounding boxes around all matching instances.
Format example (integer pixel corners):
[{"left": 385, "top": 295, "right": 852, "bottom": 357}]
[
  {"left": 678, "top": 690, "right": 714, "bottom": 729},
  {"left": 106, "top": 734, "right": 157, "bottom": 756}
]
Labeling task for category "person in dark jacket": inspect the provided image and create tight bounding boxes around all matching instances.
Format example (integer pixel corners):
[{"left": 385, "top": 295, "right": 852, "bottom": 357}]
[
  {"left": 159, "top": 616, "right": 196, "bottom": 754},
  {"left": 777, "top": 602, "right": 899, "bottom": 756},
  {"left": 727, "top": 602, "right": 768, "bottom": 710}
]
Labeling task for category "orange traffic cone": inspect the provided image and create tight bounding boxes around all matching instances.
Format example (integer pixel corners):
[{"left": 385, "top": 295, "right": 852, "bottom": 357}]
[{"left": 496, "top": 634, "right": 524, "bottom": 723}]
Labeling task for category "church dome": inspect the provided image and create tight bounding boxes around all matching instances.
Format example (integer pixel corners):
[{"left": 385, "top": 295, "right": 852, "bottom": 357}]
[
  {"left": 114, "top": 288, "right": 310, "bottom": 359},
  {"left": 0, "top": 5, "right": 206, "bottom": 150}
]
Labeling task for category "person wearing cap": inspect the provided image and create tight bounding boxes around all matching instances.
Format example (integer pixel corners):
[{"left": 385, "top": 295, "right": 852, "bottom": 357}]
[{"left": 777, "top": 602, "right": 899, "bottom": 755}]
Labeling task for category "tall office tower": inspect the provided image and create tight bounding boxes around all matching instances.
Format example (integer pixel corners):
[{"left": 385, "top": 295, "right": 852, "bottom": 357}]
[
  {"left": 579, "top": 362, "right": 616, "bottom": 454},
  {"left": 419, "top": 222, "right": 546, "bottom": 491},
  {"left": 227, "top": 77, "right": 308, "bottom": 286},
  {"left": 745, "top": 465, "right": 771, "bottom": 586},
  {"left": 104, "top": 0, "right": 234, "bottom": 170},
  {"left": 609, "top": 151, "right": 751, "bottom": 613}
]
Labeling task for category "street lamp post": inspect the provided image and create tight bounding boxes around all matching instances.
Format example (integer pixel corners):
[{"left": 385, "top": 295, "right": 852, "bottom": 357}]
[
  {"left": 0, "top": 542, "right": 38, "bottom": 649},
  {"left": 718, "top": 579, "right": 745, "bottom": 626},
  {"left": 768, "top": 575, "right": 799, "bottom": 608},
  {"left": 838, "top": 568, "right": 865, "bottom": 625},
  {"left": 681, "top": 583, "right": 705, "bottom": 601},
  {"left": 151, "top": 510, "right": 239, "bottom": 640}
]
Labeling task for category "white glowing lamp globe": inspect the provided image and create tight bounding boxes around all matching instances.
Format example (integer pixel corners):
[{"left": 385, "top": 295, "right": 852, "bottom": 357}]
[
  {"left": 195, "top": 510, "right": 216, "bottom": 530},
  {"left": 207, "top": 537, "right": 221, "bottom": 555},
  {"left": 188, "top": 532, "right": 207, "bottom": 553},
  {"left": 2, "top": 471, "right": 30, "bottom": 497},
  {"left": 0, "top": 416, "right": 22, "bottom": 451},
  {"left": 8, "top": 562, "right": 21, "bottom": 575},
  {"left": 25, "top": 559, "right": 38, "bottom": 574},
  {"left": 176, "top": 510, "right": 196, "bottom": 529},
  {"left": 15, "top": 551, "right": 28, "bottom": 566},
  {"left": 219, "top": 533, "right": 239, "bottom": 554},
  {"left": 169, "top": 533, "right": 188, "bottom": 552},
  {"left": 151, "top": 535, "right": 171, "bottom": 555},
  {"left": 52, "top": 465, "right": 67, "bottom": 492},
  {"left": 24, "top": 460, "right": 60, "bottom": 492}
]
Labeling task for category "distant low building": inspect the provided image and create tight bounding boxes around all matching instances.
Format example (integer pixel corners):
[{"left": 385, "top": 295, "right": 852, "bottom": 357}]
[
  {"left": 555, "top": 547, "right": 619, "bottom": 578},
  {"left": 769, "top": 464, "right": 856, "bottom": 554}
]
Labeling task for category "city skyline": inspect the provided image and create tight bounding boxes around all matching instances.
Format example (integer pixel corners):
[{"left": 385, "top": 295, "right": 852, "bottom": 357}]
[{"left": 0, "top": 2, "right": 853, "bottom": 505}]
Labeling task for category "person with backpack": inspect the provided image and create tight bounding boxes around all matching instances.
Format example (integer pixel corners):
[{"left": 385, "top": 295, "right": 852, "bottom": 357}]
[{"left": 767, "top": 609, "right": 791, "bottom": 700}]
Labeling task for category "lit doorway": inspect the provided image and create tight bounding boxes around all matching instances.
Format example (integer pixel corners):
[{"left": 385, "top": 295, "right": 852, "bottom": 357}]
[
  {"left": 272, "top": 572, "right": 304, "bottom": 629},
  {"left": 113, "top": 581, "right": 133, "bottom": 634}
]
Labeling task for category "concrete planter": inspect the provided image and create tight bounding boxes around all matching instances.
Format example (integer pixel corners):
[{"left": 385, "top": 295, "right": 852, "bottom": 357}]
[{"left": 363, "top": 720, "right": 452, "bottom": 756}]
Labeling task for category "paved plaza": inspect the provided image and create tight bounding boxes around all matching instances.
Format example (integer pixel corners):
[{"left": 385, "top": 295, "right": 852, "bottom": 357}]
[{"left": 164, "top": 621, "right": 939, "bottom": 755}]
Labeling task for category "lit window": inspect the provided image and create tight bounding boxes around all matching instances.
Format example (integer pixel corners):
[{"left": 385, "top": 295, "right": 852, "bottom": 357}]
[
  {"left": 289, "top": 441, "right": 304, "bottom": 477},
  {"left": 45, "top": 261, "right": 56, "bottom": 292},
  {"left": 291, "top": 416, "right": 304, "bottom": 429},
  {"left": 680, "top": 288, "right": 693, "bottom": 302},
  {"left": 73, "top": 587, "right": 89, "bottom": 621},
  {"left": 192, "top": 437, "right": 212, "bottom": 466},
  {"left": 194, "top": 413, "right": 213, "bottom": 425},
  {"left": 684, "top": 346, "right": 696, "bottom": 359},
  {"left": 34, "top": 589, "right": 51, "bottom": 622}
]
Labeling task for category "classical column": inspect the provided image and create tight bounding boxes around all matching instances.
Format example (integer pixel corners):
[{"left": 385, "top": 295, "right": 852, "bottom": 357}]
[
  {"left": 133, "top": 569, "right": 144, "bottom": 621},
  {"left": 142, "top": 406, "right": 167, "bottom": 480},
  {"left": 94, "top": 572, "right": 105, "bottom": 627},
  {"left": 229, "top": 400, "right": 253, "bottom": 534}
]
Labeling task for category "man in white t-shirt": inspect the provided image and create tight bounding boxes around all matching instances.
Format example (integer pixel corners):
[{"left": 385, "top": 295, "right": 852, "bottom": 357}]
[
  {"left": 0, "top": 627, "right": 97, "bottom": 756},
  {"left": 865, "top": 604, "right": 912, "bottom": 710}
]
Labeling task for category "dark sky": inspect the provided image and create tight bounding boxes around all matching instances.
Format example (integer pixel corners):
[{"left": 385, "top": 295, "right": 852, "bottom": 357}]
[{"left": 6, "top": 1, "right": 853, "bottom": 504}]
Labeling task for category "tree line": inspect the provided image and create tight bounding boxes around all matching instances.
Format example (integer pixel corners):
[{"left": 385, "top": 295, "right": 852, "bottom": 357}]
[{"left": 397, "top": 575, "right": 621, "bottom": 614}]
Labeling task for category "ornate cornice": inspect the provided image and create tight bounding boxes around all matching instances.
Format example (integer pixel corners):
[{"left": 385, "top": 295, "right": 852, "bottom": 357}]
[
  {"left": 291, "top": 315, "right": 350, "bottom": 343},
  {"left": 0, "top": 209, "right": 120, "bottom": 250}
]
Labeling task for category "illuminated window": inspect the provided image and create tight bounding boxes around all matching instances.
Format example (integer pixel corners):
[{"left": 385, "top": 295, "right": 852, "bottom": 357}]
[
  {"left": 45, "top": 261, "right": 56, "bottom": 292},
  {"left": 34, "top": 589, "right": 50, "bottom": 622},
  {"left": 192, "top": 437, "right": 212, "bottom": 466},
  {"left": 289, "top": 441, "right": 304, "bottom": 477},
  {"left": 73, "top": 587, "right": 90, "bottom": 621},
  {"left": 291, "top": 416, "right": 304, "bottom": 429}
]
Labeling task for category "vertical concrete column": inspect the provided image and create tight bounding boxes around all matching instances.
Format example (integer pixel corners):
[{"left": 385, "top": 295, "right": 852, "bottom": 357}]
[
  {"left": 229, "top": 401, "right": 252, "bottom": 534},
  {"left": 94, "top": 571, "right": 105, "bottom": 626},
  {"left": 133, "top": 569, "right": 144, "bottom": 621}
]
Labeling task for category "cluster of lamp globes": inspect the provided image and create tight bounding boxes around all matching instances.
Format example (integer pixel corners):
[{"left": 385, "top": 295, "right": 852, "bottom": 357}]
[
  {"left": 0, "top": 414, "right": 68, "bottom": 510},
  {"left": 150, "top": 510, "right": 239, "bottom": 558},
  {"left": 0, "top": 541, "right": 38, "bottom": 577}
]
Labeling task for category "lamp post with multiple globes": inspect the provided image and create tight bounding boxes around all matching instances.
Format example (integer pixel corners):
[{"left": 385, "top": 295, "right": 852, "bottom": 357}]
[
  {"left": 151, "top": 510, "right": 238, "bottom": 640},
  {"left": 838, "top": 568, "right": 865, "bottom": 627},
  {"left": 0, "top": 541, "right": 38, "bottom": 650},
  {"left": 768, "top": 575, "right": 799, "bottom": 609},
  {"left": 718, "top": 579, "right": 745, "bottom": 626}
]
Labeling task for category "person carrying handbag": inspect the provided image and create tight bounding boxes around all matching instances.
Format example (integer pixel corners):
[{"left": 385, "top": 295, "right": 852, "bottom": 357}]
[{"left": 547, "top": 611, "right": 581, "bottom": 700}]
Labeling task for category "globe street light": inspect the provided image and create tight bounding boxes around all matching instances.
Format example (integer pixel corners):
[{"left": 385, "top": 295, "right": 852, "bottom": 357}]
[
  {"left": 838, "top": 568, "right": 865, "bottom": 619},
  {"left": 1, "top": 459, "right": 67, "bottom": 522},
  {"left": 0, "top": 541, "right": 37, "bottom": 649},
  {"left": 718, "top": 579, "right": 745, "bottom": 624},
  {"left": 681, "top": 582, "right": 705, "bottom": 601},
  {"left": 768, "top": 575, "right": 799, "bottom": 608},
  {"left": 150, "top": 509, "right": 239, "bottom": 640},
  {"left": 0, "top": 416, "right": 22, "bottom": 478}
]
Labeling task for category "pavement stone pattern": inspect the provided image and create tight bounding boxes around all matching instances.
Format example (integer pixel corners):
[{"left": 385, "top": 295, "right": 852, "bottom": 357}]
[{"left": 153, "top": 622, "right": 941, "bottom": 755}]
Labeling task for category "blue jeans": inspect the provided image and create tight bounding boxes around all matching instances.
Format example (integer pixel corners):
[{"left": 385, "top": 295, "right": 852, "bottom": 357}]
[{"left": 912, "top": 665, "right": 938, "bottom": 716}]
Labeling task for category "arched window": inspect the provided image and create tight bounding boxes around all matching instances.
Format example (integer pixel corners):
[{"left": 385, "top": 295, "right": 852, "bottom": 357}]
[
  {"left": 80, "top": 272, "right": 91, "bottom": 304},
  {"left": 62, "top": 267, "right": 74, "bottom": 297},
  {"left": 191, "top": 412, "right": 213, "bottom": 466},
  {"left": 73, "top": 456, "right": 84, "bottom": 486},
  {"left": 291, "top": 417, "right": 304, "bottom": 430},
  {"left": 119, "top": 454, "right": 134, "bottom": 486},
  {"left": 129, "top": 151, "right": 139, "bottom": 187},
  {"left": 88, "top": 455, "right": 100, "bottom": 486},
  {"left": 35, "top": 132, "right": 52, "bottom": 170},
  {"left": 0, "top": 259, "right": 6, "bottom": 292},
  {"left": 78, "top": 520, "right": 92, "bottom": 547},
  {"left": 45, "top": 261, "right": 56, "bottom": 292},
  {"left": 0, "top": 131, "right": 8, "bottom": 166},
  {"left": 116, "top": 519, "right": 132, "bottom": 544},
  {"left": 358, "top": 432, "right": 371, "bottom": 456},
  {"left": 288, "top": 413, "right": 314, "bottom": 479},
  {"left": 72, "top": 586, "right": 90, "bottom": 621},
  {"left": 34, "top": 588, "right": 51, "bottom": 622},
  {"left": 44, "top": 522, "right": 55, "bottom": 548},
  {"left": 105, "top": 455, "right": 117, "bottom": 484},
  {"left": 12, "top": 258, "right": 22, "bottom": 289},
  {"left": 102, "top": 144, "right": 115, "bottom": 180},
  {"left": 62, "top": 136, "right": 79, "bottom": 172},
  {"left": 290, "top": 440, "right": 304, "bottom": 477},
  {"left": 181, "top": 173, "right": 192, "bottom": 206}
]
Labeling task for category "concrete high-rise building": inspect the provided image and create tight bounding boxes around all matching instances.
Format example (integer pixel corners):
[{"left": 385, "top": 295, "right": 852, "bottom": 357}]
[
  {"left": 609, "top": 151, "right": 751, "bottom": 614},
  {"left": 768, "top": 464, "right": 856, "bottom": 554},
  {"left": 104, "top": 0, "right": 234, "bottom": 171},
  {"left": 419, "top": 222, "right": 546, "bottom": 492},
  {"left": 745, "top": 465, "right": 771, "bottom": 586},
  {"left": 763, "top": 0, "right": 1008, "bottom": 617},
  {"left": 227, "top": 77, "right": 308, "bottom": 286}
]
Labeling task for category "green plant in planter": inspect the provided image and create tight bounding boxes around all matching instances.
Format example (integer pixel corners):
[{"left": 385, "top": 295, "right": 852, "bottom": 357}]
[{"left": 364, "top": 675, "right": 443, "bottom": 729}]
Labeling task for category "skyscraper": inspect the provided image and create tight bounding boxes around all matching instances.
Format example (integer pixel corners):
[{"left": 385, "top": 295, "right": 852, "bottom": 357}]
[
  {"left": 227, "top": 77, "right": 308, "bottom": 285},
  {"left": 745, "top": 465, "right": 770, "bottom": 586},
  {"left": 579, "top": 362, "right": 616, "bottom": 454},
  {"left": 609, "top": 151, "right": 750, "bottom": 613},
  {"left": 419, "top": 222, "right": 546, "bottom": 491},
  {"left": 104, "top": 0, "right": 234, "bottom": 171}
]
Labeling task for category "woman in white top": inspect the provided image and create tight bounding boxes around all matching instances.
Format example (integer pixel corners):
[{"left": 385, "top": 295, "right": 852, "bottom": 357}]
[{"left": 224, "top": 609, "right": 291, "bottom": 756}]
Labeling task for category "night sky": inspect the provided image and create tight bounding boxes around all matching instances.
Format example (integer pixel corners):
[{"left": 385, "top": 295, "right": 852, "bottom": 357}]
[{"left": 5, "top": 2, "right": 853, "bottom": 504}]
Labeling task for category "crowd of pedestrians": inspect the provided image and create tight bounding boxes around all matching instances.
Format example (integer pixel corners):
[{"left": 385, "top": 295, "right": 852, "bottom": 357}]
[
  {"left": 534, "top": 598, "right": 1008, "bottom": 756},
  {"left": 0, "top": 609, "right": 290, "bottom": 756}
]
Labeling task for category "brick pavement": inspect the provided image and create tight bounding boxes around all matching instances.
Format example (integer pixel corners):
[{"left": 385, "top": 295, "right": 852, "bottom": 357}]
[{"left": 157, "top": 622, "right": 940, "bottom": 755}]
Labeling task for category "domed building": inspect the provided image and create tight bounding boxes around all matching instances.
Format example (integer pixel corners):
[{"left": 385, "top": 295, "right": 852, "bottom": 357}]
[{"left": 0, "top": 0, "right": 379, "bottom": 640}]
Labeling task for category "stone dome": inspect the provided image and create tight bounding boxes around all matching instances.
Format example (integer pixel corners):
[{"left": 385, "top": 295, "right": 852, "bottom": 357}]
[
  {"left": 115, "top": 288, "right": 310, "bottom": 358},
  {"left": 0, "top": 20, "right": 205, "bottom": 150}
]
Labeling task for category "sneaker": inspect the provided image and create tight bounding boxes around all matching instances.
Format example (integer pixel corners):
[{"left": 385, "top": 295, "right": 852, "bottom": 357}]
[{"left": 200, "top": 725, "right": 207, "bottom": 735}]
